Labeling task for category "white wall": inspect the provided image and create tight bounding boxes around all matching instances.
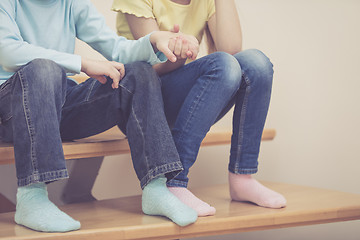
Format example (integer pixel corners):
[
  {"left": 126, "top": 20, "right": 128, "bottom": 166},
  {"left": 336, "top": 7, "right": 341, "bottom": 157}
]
[{"left": 77, "top": 0, "right": 360, "bottom": 239}]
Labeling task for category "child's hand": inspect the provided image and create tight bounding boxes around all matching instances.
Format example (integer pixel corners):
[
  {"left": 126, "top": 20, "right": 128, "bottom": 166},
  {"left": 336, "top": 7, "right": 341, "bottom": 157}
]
[
  {"left": 81, "top": 58, "right": 125, "bottom": 89},
  {"left": 168, "top": 24, "right": 199, "bottom": 60},
  {"left": 168, "top": 34, "right": 198, "bottom": 60},
  {"left": 150, "top": 30, "right": 199, "bottom": 62}
]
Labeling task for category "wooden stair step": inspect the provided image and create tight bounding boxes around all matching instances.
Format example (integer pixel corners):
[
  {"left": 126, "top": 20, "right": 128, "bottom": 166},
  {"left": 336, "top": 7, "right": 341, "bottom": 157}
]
[
  {"left": 0, "top": 182, "right": 359, "bottom": 240},
  {"left": 0, "top": 128, "right": 276, "bottom": 165}
]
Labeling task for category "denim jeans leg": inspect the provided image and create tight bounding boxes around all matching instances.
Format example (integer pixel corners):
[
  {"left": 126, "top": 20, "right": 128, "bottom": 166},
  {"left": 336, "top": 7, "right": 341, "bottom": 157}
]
[
  {"left": 0, "top": 59, "right": 68, "bottom": 187},
  {"left": 161, "top": 52, "right": 242, "bottom": 187},
  {"left": 60, "top": 62, "right": 183, "bottom": 189},
  {"left": 228, "top": 49, "right": 274, "bottom": 174}
]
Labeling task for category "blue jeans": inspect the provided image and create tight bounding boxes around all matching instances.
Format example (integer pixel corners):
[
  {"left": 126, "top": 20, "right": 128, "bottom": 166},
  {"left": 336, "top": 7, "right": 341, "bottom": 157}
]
[
  {"left": 0, "top": 59, "right": 182, "bottom": 188},
  {"left": 161, "top": 49, "right": 273, "bottom": 187}
]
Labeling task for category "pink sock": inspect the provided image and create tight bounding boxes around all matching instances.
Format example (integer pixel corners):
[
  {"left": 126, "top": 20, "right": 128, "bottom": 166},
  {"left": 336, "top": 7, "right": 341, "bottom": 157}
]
[
  {"left": 168, "top": 187, "right": 216, "bottom": 217},
  {"left": 229, "top": 172, "right": 286, "bottom": 208}
]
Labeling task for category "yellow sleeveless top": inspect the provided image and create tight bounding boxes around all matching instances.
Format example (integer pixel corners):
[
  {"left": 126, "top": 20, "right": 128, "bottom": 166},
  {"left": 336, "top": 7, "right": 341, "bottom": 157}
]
[{"left": 112, "top": 0, "right": 215, "bottom": 44}]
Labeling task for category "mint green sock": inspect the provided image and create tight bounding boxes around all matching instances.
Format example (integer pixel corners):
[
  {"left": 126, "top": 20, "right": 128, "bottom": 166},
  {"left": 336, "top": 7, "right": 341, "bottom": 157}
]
[
  {"left": 142, "top": 176, "right": 197, "bottom": 227},
  {"left": 15, "top": 183, "right": 81, "bottom": 232}
]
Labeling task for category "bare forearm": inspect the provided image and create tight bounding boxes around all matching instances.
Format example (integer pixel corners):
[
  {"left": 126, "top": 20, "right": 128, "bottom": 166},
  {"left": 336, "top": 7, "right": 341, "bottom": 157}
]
[{"left": 213, "top": 0, "right": 242, "bottom": 54}]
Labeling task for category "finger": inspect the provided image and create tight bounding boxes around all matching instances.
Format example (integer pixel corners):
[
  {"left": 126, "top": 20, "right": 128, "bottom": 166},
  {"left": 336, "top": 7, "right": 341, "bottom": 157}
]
[
  {"left": 188, "top": 37, "right": 199, "bottom": 59},
  {"left": 180, "top": 38, "right": 189, "bottom": 59},
  {"left": 107, "top": 68, "right": 121, "bottom": 89},
  {"left": 119, "top": 65, "right": 125, "bottom": 80},
  {"left": 188, "top": 44, "right": 199, "bottom": 60},
  {"left": 112, "top": 78, "right": 120, "bottom": 89},
  {"left": 168, "top": 38, "right": 176, "bottom": 53},
  {"left": 171, "top": 24, "right": 180, "bottom": 33},
  {"left": 117, "top": 64, "right": 125, "bottom": 81},
  {"left": 186, "top": 50, "right": 193, "bottom": 59},
  {"left": 160, "top": 40, "right": 177, "bottom": 62},
  {"left": 110, "top": 62, "right": 126, "bottom": 88},
  {"left": 174, "top": 37, "right": 183, "bottom": 57},
  {"left": 111, "top": 73, "right": 120, "bottom": 89},
  {"left": 112, "top": 62, "right": 125, "bottom": 78},
  {"left": 163, "top": 48, "right": 177, "bottom": 62}
]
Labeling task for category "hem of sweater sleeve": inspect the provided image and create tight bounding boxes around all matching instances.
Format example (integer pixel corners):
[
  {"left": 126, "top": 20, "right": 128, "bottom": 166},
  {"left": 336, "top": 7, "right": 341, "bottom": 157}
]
[{"left": 66, "top": 54, "right": 82, "bottom": 74}]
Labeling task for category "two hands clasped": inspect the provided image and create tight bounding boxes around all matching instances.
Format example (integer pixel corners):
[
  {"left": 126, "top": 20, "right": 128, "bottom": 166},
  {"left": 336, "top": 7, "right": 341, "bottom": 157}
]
[{"left": 81, "top": 25, "right": 199, "bottom": 89}]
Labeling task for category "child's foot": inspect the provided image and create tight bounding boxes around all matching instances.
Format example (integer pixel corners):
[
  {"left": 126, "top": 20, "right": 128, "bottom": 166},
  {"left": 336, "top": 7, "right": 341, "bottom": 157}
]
[
  {"left": 229, "top": 172, "right": 286, "bottom": 208},
  {"left": 142, "top": 176, "right": 197, "bottom": 226},
  {"left": 168, "top": 187, "right": 216, "bottom": 217},
  {"left": 15, "top": 183, "right": 81, "bottom": 232}
]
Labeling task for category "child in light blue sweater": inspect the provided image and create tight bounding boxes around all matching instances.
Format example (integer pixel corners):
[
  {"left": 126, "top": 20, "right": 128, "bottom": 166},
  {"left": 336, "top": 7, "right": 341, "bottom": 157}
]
[{"left": 0, "top": 0, "right": 199, "bottom": 232}]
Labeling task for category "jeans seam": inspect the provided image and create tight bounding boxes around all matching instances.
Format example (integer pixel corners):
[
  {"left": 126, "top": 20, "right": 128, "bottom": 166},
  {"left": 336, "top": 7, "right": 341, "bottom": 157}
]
[
  {"left": 229, "top": 167, "right": 258, "bottom": 175},
  {"left": 18, "top": 69, "right": 40, "bottom": 177},
  {"left": 119, "top": 82, "right": 134, "bottom": 94},
  {"left": 85, "top": 79, "right": 97, "bottom": 101},
  {"left": 167, "top": 178, "right": 188, "bottom": 188},
  {"left": 234, "top": 73, "right": 251, "bottom": 171},
  {"left": 131, "top": 104, "right": 150, "bottom": 177}
]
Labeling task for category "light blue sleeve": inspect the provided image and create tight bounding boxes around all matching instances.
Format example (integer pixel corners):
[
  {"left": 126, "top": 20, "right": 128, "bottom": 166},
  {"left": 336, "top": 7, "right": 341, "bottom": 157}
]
[
  {"left": 72, "top": 0, "right": 167, "bottom": 65},
  {"left": 0, "top": 1, "right": 81, "bottom": 74}
]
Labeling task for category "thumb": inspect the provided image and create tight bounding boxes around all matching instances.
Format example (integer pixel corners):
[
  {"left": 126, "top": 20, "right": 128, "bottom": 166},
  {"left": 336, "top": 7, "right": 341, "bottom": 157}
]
[{"left": 171, "top": 24, "right": 180, "bottom": 33}]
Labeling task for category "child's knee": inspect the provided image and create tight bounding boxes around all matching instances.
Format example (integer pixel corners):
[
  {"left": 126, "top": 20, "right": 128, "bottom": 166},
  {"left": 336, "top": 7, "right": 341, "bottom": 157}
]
[
  {"left": 14, "top": 59, "right": 67, "bottom": 101},
  {"left": 26, "top": 59, "right": 65, "bottom": 78},
  {"left": 235, "top": 49, "right": 273, "bottom": 89},
  {"left": 206, "top": 52, "right": 242, "bottom": 91},
  {"left": 122, "top": 61, "right": 160, "bottom": 91}
]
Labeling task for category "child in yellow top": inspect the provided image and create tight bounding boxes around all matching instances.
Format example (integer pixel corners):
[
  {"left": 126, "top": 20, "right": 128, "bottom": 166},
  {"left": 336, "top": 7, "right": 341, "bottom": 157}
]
[{"left": 112, "top": 0, "right": 287, "bottom": 217}]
